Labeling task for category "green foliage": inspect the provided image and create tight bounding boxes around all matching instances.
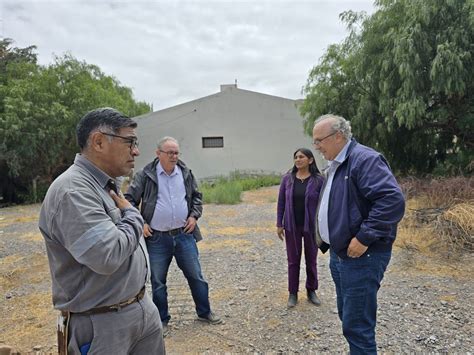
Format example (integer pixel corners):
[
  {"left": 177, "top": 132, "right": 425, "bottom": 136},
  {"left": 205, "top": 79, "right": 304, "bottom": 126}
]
[
  {"left": 200, "top": 178, "right": 243, "bottom": 205},
  {"left": 301, "top": 0, "right": 473, "bottom": 175},
  {"left": 0, "top": 39, "right": 151, "bottom": 203},
  {"left": 200, "top": 173, "right": 281, "bottom": 204},
  {"left": 228, "top": 171, "right": 282, "bottom": 191}
]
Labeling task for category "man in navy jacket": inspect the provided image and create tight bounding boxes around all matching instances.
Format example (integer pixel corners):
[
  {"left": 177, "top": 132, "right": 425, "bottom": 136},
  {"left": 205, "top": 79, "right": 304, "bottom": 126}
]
[{"left": 313, "top": 114, "right": 405, "bottom": 354}]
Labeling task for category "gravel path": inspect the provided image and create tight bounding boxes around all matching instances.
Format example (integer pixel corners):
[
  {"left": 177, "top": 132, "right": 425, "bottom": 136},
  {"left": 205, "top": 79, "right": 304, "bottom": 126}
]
[{"left": 0, "top": 186, "right": 472, "bottom": 353}]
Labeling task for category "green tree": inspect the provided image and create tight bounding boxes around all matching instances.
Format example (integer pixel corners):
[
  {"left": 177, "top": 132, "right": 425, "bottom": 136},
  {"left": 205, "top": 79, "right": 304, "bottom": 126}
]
[
  {"left": 0, "top": 39, "right": 39, "bottom": 202},
  {"left": 301, "top": 0, "right": 473, "bottom": 175},
  {"left": 0, "top": 40, "right": 151, "bottom": 203}
]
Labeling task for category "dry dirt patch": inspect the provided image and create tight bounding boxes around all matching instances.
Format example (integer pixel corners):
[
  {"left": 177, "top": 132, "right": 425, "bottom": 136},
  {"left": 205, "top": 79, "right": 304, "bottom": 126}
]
[{"left": 1, "top": 187, "right": 473, "bottom": 353}]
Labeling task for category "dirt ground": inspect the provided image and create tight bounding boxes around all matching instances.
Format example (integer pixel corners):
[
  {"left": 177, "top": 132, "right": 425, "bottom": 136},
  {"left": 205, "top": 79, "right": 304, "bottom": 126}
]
[{"left": 0, "top": 186, "right": 473, "bottom": 353}]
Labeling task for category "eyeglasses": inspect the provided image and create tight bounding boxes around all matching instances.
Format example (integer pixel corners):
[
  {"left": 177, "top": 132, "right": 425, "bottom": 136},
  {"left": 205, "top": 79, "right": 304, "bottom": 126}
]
[
  {"left": 312, "top": 131, "right": 337, "bottom": 146},
  {"left": 160, "top": 150, "right": 181, "bottom": 157},
  {"left": 100, "top": 132, "right": 139, "bottom": 150}
]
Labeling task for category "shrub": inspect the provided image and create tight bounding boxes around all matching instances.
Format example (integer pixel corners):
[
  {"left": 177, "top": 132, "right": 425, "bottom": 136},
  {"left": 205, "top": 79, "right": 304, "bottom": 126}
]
[
  {"left": 200, "top": 180, "right": 242, "bottom": 205},
  {"left": 399, "top": 176, "right": 474, "bottom": 207},
  {"left": 200, "top": 172, "right": 281, "bottom": 204},
  {"left": 398, "top": 176, "right": 474, "bottom": 255}
]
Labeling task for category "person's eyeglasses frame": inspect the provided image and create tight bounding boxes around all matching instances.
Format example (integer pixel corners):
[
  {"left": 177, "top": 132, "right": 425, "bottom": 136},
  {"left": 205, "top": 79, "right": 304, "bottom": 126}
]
[
  {"left": 159, "top": 149, "right": 181, "bottom": 158},
  {"left": 312, "top": 131, "right": 338, "bottom": 146},
  {"left": 100, "top": 131, "right": 139, "bottom": 150}
]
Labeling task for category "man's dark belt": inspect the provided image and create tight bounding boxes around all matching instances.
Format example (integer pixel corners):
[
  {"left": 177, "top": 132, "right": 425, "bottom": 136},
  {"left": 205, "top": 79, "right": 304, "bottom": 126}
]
[
  {"left": 153, "top": 227, "right": 184, "bottom": 236},
  {"left": 61, "top": 287, "right": 145, "bottom": 316}
]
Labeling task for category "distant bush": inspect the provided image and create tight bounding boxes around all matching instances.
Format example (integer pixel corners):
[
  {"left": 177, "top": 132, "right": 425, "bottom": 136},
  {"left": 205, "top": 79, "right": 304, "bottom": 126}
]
[
  {"left": 200, "top": 179, "right": 242, "bottom": 205},
  {"left": 200, "top": 173, "right": 281, "bottom": 204}
]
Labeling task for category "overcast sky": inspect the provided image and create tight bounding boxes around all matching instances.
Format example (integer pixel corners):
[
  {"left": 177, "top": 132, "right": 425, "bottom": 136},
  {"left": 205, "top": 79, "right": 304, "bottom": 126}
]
[{"left": 2, "top": 0, "right": 374, "bottom": 111}]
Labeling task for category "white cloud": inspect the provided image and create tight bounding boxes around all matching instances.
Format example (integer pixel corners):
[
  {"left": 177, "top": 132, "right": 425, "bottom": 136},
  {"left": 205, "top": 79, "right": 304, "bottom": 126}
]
[{"left": 2, "top": 0, "right": 374, "bottom": 110}]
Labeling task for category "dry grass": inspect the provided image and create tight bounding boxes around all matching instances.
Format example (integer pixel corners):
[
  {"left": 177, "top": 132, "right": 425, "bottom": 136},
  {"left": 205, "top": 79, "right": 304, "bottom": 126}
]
[
  {"left": 209, "top": 227, "right": 252, "bottom": 236},
  {"left": 0, "top": 251, "right": 55, "bottom": 352},
  {"left": 207, "top": 225, "right": 275, "bottom": 237},
  {"left": 398, "top": 176, "right": 474, "bottom": 257},
  {"left": 207, "top": 209, "right": 238, "bottom": 218},
  {"left": 0, "top": 253, "right": 49, "bottom": 290},
  {"left": 395, "top": 179, "right": 474, "bottom": 277},
  {"left": 0, "top": 255, "right": 29, "bottom": 289},
  {"left": 19, "top": 231, "right": 44, "bottom": 243},
  {"left": 436, "top": 203, "right": 474, "bottom": 249},
  {"left": 0, "top": 205, "right": 39, "bottom": 228},
  {"left": 199, "top": 238, "right": 252, "bottom": 252},
  {"left": 1, "top": 292, "right": 56, "bottom": 348},
  {"left": 262, "top": 238, "right": 276, "bottom": 247},
  {"left": 11, "top": 215, "right": 39, "bottom": 224},
  {"left": 241, "top": 187, "right": 278, "bottom": 204},
  {"left": 399, "top": 176, "right": 474, "bottom": 206},
  {"left": 209, "top": 287, "right": 234, "bottom": 301}
]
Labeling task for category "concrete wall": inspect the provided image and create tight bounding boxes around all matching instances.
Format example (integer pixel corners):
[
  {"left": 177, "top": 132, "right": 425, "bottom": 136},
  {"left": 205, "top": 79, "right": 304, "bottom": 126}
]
[{"left": 134, "top": 85, "right": 325, "bottom": 179}]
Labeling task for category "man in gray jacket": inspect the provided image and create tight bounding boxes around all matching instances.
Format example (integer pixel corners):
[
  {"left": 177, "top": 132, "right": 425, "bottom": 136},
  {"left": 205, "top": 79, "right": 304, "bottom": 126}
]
[
  {"left": 126, "top": 136, "right": 221, "bottom": 337},
  {"left": 39, "top": 108, "right": 165, "bottom": 354}
]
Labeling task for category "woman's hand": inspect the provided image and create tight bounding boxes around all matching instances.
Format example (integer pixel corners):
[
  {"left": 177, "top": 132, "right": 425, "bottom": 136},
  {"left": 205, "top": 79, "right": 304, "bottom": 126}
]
[{"left": 277, "top": 227, "right": 285, "bottom": 241}]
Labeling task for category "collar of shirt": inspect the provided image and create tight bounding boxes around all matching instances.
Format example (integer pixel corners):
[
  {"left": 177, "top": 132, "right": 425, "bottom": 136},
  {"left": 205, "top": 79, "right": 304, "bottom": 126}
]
[
  {"left": 328, "top": 139, "right": 351, "bottom": 170},
  {"left": 74, "top": 154, "right": 113, "bottom": 190},
  {"left": 157, "top": 161, "right": 179, "bottom": 177}
]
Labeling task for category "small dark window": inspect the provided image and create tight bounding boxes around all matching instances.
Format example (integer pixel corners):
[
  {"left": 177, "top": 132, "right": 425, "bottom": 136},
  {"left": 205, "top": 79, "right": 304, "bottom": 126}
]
[{"left": 202, "top": 136, "right": 224, "bottom": 148}]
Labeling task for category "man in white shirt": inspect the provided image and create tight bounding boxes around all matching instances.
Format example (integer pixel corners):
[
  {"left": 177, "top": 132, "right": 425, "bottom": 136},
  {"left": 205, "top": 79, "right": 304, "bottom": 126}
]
[
  {"left": 313, "top": 114, "right": 405, "bottom": 354},
  {"left": 126, "top": 137, "right": 221, "bottom": 338}
]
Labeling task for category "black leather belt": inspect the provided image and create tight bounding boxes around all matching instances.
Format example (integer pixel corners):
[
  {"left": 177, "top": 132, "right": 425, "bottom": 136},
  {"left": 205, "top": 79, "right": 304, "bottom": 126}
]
[
  {"left": 154, "top": 227, "right": 184, "bottom": 236},
  {"left": 62, "top": 287, "right": 145, "bottom": 316}
]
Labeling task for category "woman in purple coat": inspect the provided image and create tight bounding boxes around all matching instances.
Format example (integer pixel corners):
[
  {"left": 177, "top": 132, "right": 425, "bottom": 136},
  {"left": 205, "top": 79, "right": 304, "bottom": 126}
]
[{"left": 277, "top": 148, "right": 324, "bottom": 308}]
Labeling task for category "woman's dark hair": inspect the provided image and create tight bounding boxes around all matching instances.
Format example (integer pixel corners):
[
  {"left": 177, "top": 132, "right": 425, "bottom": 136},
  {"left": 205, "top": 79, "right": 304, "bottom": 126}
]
[{"left": 290, "top": 148, "right": 320, "bottom": 176}]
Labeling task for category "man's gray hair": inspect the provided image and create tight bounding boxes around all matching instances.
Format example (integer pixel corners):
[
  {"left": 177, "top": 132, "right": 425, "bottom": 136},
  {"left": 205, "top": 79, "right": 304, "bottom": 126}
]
[
  {"left": 314, "top": 114, "right": 352, "bottom": 140},
  {"left": 157, "top": 136, "right": 179, "bottom": 150}
]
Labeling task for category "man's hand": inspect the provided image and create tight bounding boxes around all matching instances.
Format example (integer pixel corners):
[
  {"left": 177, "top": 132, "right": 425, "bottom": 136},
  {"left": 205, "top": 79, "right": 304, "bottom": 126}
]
[
  {"left": 347, "top": 237, "right": 368, "bottom": 258},
  {"left": 184, "top": 217, "right": 197, "bottom": 234},
  {"left": 109, "top": 190, "right": 132, "bottom": 210},
  {"left": 277, "top": 227, "right": 285, "bottom": 241},
  {"left": 143, "top": 223, "right": 153, "bottom": 238}
]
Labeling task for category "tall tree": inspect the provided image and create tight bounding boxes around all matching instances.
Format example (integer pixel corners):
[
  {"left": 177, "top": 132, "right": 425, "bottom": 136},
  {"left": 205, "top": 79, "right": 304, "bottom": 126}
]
[
  {"left": 0, "top": 39, "right": 39, "bottom": 202},
  {"left": 0, "top": 40, "right": 151, "bottom": 203},
  {"left": 301, "top": 0, "right": 473, "bottom": 175}
]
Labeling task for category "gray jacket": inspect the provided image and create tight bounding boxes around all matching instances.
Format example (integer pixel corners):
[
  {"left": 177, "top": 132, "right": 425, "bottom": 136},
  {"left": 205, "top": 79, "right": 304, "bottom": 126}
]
[
  {"left": 39, "top": 154, "right": 148, "bottom": 312},
  {"left": 125, "top": 158, "right": 203, "bottom": 241}
]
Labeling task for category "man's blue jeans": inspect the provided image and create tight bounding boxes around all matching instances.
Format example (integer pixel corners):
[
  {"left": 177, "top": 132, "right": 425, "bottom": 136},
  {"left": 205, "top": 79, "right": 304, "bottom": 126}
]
[
  {"left": 146, "top": 231, "right": 210, "bottom": 324},
  {"left": 329, "top": 249, "right": 391, "bottom": 355}
]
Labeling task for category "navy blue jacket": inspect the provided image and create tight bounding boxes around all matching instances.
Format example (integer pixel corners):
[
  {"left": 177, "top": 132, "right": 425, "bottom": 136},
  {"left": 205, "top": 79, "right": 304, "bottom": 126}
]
[{"left": 326, "top": 139, "right": 405, "bottom": 258}]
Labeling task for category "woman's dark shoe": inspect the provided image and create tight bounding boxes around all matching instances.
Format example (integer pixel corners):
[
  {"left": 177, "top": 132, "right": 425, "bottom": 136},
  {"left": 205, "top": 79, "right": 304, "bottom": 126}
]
[
  {"left": 287, "top": 293, "right": 298, "bottom": 308},
  {"left": 307, "top": 290, "right": 321, "bottom": 306}
]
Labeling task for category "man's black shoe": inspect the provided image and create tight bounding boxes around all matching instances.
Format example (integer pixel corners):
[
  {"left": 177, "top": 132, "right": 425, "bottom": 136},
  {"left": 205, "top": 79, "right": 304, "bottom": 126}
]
[
  {"left": 307, "top": 290, "right": 321, "bottom": 306},
  {"left": 287, "top": 293, "right": 298, "bottom": 308}
]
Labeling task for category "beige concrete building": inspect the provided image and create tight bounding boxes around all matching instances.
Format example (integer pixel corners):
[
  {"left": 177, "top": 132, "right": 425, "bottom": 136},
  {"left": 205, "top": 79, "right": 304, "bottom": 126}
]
[{"left": 133, "top": 84, "right": 323, "bottom": 179}]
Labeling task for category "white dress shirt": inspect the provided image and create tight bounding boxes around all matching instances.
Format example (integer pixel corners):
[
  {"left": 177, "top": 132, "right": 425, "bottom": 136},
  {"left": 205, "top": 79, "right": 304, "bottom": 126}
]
[{"left": 318, "top": 140, "right": 351, "bottom": 243}]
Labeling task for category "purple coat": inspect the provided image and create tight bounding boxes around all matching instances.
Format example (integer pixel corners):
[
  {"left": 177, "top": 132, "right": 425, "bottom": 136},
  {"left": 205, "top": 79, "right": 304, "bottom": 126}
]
[{"left": 277, "top": 173, "right": 324, "bottom": 234}]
